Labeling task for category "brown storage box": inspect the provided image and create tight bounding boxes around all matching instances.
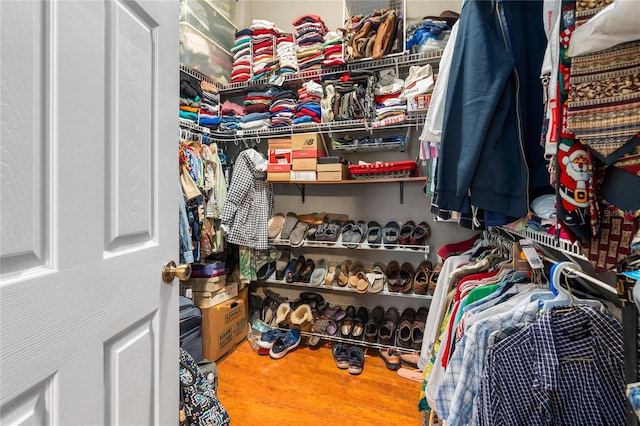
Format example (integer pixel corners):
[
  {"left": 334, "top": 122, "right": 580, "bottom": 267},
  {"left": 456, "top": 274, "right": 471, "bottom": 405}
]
[
  {"left": 187, "top": 275, "right": 227, "bottom": 293},
  {"left": 290, "top": 171, "right": 317, "bottom": 181},
  {"left": 268, "top": 149, "right": 292, "bottom": 164},
  {"left": 202, "top": 287, "right": 248, "bottom": 362},
  {"left": 292, "top": 149, "right": 325, "bottom": 159},
  {"left": 267, "top": 163, "right": 291, "bottom": 172},
  {"left": 267, "top": 137, "right": 292, "bottom": 149},
  {"left": 292, "top": 157, "right": 317, "bottom": 171},
  {"left": 193, "top": 281, "right": 239, "bottom": 308},
  {"left": 318, "top": 166, "right": 349, "bottom": 181},
  {"left": 291, "top": 132, "right": 320, "bottom": 150},
  {"left": 267, "top": 171, "right": 291, "bottom": 182}
]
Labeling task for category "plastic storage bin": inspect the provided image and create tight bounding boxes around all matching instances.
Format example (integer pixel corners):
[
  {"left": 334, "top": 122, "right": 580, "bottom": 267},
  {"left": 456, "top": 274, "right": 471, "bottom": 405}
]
[
  {"left": 180, "top": 22, "right": 233, "bottom": 85},
  {"left": 180, "top": 0, "right": 236, "bottom": 53}
]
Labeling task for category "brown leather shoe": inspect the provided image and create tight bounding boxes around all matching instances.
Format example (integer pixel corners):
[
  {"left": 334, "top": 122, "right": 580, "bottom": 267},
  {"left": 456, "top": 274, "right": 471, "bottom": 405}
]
[
  {"left": 386, "top": 260, "right": 400, "bottom": 292},
  {"left": 398, "top": 308, "right": 416, "bottom": 349},
  {"left": 398, "top": 262, "right": 415, "bottom": 293},
  {"left": 411, "top": 307, "right": 429, "bottom": 350},
  {"left": 413, "top": 260, "right": 433, "bottom": 294}
]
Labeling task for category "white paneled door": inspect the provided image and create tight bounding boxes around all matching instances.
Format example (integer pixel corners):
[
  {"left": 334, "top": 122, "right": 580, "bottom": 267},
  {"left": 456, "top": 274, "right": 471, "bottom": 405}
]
[{"left": 1, "top": 0, "right": 179, "bottom": 424}]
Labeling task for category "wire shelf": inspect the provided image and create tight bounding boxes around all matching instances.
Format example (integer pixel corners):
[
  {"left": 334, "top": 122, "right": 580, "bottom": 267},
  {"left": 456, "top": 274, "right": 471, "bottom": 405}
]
[
  {"left": 179, "top": 118, "right": 211, "bottom": 134},
  {"left": 269, "top": 237, "right": 429, "bottom": 254},
  {"left": 498, "top": 227, "right": 588, "bottom": 261}
]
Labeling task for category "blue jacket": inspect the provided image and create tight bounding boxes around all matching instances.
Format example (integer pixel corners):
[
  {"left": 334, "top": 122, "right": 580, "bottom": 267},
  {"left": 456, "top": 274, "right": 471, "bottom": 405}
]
[{"left": 435, "top": 0, "right": 549, "bottom": 220}]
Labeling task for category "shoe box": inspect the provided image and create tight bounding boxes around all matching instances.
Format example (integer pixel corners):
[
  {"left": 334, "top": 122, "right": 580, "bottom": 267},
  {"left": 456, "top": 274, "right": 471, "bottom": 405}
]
[
  {"left": 317, "top": 162, "right": 349, "bottom": 181},
  {"left": 267, "top": 137, "right": 292, "bottom": 182},
  {"left": 202, "top": 287, "right": 249, "bottom": 362}
]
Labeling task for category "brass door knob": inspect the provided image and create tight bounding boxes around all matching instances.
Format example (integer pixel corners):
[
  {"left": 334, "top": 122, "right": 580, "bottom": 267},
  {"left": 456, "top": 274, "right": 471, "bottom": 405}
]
[{"left": 162, "top": 260, "right": 191, "bottom": 283}]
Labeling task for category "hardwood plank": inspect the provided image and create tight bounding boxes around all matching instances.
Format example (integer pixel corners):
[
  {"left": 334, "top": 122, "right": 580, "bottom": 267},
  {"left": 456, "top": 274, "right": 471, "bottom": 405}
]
[{"left": 215, "top": 341, "right": 424, "bottom": 425}]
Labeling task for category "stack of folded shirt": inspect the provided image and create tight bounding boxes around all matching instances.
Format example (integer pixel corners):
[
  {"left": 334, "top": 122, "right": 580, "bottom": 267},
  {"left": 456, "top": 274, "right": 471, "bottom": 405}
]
[
  {"left": 269, "top": 86, "right": 299, "bottom": 128},
  {"left": 240, "top": 85, "right": 274, "bottom": 130},
  {"left": 293, "top": 14, "right": 327, "bottom": 72},
  {"left": 251, "top": 19, "right": 279, "bottom": 80},
  {"left": 294, "top": 80, "right": 323, "bottom": 125},
  {"left": 198, "top": 80, "right": 220, "bottom": 129},
  {"left": 276, "top": 33, "right": 298, "bottom": 75},
  {"left": 219, "top": 100, "right": 245, "bottom": 131},
  {"left": 373, "top": 68, "right": 407, "bottom": 126},
  {"left": 180, "top": 70, "right": 203, "bottom": 123},
  {"left": 322, "top": 31, "right": 344, "bottom": 67},
  {"left": 231, "top": 29, "right": 253, "bottom": 83}
]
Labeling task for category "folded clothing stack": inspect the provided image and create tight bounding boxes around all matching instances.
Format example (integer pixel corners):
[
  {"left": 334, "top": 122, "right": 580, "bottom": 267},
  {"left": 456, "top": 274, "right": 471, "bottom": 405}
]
[
  {"left": 251, "top": 19, "right": 280, "bottom": 80},
  {"left": 374, "top": 68, "right": 406, "bottom": 125},
  {"left": 294, "top": 80, "right": 323, "bottom": 125},
  {"left": 270, "top": 86, "right": 299, "bottom": 128},
  {"left": 293, "top": 14, "right": 327, "bottom": 72},
  {"left": 240, "top": 84, "right": 274, "bottom": 130},
  {"left": 231, "top": 29, "right": 253, "bottom": 83},
  {"left": 198, "top": 80, "right": 220, "bottom": 129},
  {"left": 406, "top": 18, "right": 452, "bottom": 54},
  {"left": 276, "top": 33, "right": 298, "bottom": 75},
  {"left": 180, "top": 70, "right": 203, "bottom": 123},
  {"left": 219, "top": 100, "right": 245, "bottom": 131},
  {"left": 322, "top": 31, "right": 344, "bottom": 67}
]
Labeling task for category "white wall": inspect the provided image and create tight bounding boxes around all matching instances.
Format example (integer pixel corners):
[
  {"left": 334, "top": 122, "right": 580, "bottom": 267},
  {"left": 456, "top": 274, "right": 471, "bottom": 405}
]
[{"left": 233, "top": 0, "right": 463, "bottom": 32}]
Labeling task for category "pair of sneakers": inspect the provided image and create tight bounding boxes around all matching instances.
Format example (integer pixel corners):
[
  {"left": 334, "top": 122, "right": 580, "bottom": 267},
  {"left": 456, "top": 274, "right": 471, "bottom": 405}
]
[
  {"left": 332, "top": 343, "right": 365, "bottom": 375},
  {"left": 258, "top": 329, "right": 301, "bottom": 359}
]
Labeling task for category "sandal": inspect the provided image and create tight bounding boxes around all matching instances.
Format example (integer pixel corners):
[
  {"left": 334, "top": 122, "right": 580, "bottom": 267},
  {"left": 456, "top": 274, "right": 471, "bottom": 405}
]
[
  {"left": 366, "top": 221, "right": 382, "bottom": 248},
  {"left": 347, "top": 261, "right": 367, "bottom": 291},
  {"left": 325, "top": 263, "right": 338, "bottom": 286},
  {"left": 366, "top": 262, "right": 386, "bottom": 293},
  {"left": 299, "top": 258, "right": 316, "bottom": 283},
  {"left": 279, "top": 212, "right": 299, "bottom": 240},
  {"left": 268, "top": 212, "right": 285, "bottom": 239},
  {"left": 320, "top": 304, "right": 346, "bottom": 322},
  {"left": 337, "top": 259, "right": 352, "bottom": 287}
]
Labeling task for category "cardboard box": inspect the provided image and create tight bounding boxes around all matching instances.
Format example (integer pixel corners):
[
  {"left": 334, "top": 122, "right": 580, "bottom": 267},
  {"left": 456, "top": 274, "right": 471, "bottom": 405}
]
[
  {"left": 267, "top": 137, "right": 292, "bottom": 149},
  {"left": 267, "top": 171, "right": 291, "bottom": 182},
  {"left": 268, "top": 149, "right": 292, "bottom": 164},
  {"left": 292, "top": 157, "right": 317, "bottom": 171},
  {"left": 290, "top": 171, "right": 317, "bottom": 181},
  {"left": 193, "top": 281, "right": 239, "bottom": 308},
  {"left": 318, "top": 166, "right": 349, "bottom": 181},
  {"left": 407, "top": 94, "right": 432, "bottom": 112},
  {"left": 267, "top": 163, "right": 291, "bottom": 172},
  {"left": 292, "top": 132, "right": 320, "bottom": 150},
  {"left": 316, "top": 163, "right": 345, "bottom": 172},
  {"left": 202, "top": 287, "right": 248, "bottom": 361},
  {"left": 292, "top": 149, "right": 325, "bottom": 159},
  {"left": 186, "top": 275, "right": 227, "bottom": 293}
]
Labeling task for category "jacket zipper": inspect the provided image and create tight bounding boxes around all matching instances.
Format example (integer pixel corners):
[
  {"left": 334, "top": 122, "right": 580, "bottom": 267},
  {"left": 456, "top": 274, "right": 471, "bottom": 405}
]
[{"left": 496, "top": 2, "right": 532, "bottom": 220}]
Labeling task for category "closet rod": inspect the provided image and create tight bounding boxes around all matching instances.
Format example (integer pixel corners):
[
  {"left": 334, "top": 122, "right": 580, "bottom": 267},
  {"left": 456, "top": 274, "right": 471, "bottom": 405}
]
[{"left": 540, "top": 254, "right": 617, "bottom": 296}]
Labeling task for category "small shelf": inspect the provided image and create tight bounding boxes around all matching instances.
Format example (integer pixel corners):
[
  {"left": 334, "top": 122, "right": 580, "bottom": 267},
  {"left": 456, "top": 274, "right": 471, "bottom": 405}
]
[
  {"left": 219, "top": 51, "right": 443, "bottom": 94},
  {"left": 270, "top": 237, "right": 429, "bottom": 254},
  {"left": 258, "top": 277, "right": 433, "bottom": 300},
  {"left": 210, "top": 113, "right": 426, "bottom": 141}
]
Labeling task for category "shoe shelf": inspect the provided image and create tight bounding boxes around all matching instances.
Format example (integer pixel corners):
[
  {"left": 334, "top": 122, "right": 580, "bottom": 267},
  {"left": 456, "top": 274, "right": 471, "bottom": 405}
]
[
  {"left": 209, "top": 113, "right": 426, "bottom": 141},
  {"left": 300, "top": 330, "right": 418, "bottom": 353},
  {"left": 259, "top": 277, "right": 433, "bottom": 300},
  {"left": 496, "top": 226, "right": 588, "bottom": 261},
  {"left": 271, "top": 176, "right": 427, "bottom": 205},
  {"left": 217, "top": 51, "right": 443, "bottom": 94},
  {"left": 270, "top": 237, "right": 429, "bottom": 254}
]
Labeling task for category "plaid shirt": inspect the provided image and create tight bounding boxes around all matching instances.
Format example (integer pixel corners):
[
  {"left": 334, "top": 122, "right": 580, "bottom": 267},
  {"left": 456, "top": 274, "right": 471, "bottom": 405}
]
[
  {"left": 478, "top": 306, "right": 627, "bottom": 426},
  {"left": 434, "top": 295, "right": 543, "bottom": 426},
  {"left": 221, "top": 150, "right": 272, "bottom": 250}
]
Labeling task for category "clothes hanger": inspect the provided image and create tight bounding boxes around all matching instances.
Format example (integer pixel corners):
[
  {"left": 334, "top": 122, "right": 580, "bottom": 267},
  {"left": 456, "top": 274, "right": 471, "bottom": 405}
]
[{"left": 541, "top": 261, "right": 604, "bottom": 312}]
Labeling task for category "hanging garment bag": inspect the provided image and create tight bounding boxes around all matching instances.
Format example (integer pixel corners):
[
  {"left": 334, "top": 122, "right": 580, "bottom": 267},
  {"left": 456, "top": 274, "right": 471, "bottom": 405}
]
[{"left": 180, "top": 296, "right": 203, "bottom": 363}]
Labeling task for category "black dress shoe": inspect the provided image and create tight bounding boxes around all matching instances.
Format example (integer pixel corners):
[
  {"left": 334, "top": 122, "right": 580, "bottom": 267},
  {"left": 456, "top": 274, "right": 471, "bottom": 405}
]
[
  {"left": 364, "top": 306, "right": 385, "bottom": 343},
  {"left": 291, "top": 255, "right": 306, "bottom": 282},
  {"left": 351, "top": 306, "right": 369, "bottom": 340},
  {"left": 340, "top": 305, "right": 356, "bottom": 339}
]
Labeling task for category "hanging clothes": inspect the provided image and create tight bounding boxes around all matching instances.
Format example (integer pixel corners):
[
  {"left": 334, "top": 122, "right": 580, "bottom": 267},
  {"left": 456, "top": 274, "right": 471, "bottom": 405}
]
[{"left": 220, "top": 148, "right": 272, "bottom": 250}]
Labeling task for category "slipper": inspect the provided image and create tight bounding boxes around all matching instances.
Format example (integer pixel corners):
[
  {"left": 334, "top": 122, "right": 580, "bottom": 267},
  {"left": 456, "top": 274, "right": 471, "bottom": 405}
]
[
  {"left": 268, "top": 213, "right": 285, "bottom": 239},
  {"left": 279, "top": 212, "right": 299, "bottom": 240},
  {"left": 299, "top": 258, "right": 316, "bottom": 283},
  {"left": 366, "top": 221, "right": 382, "bottom": 248},
  {"left": 289, "top": 221, "right": 309, "bottom": 247},
  {"left": 284, "top": 258, "right": 299, "bottom": 283},
  {"left": 366, "top": 262, "right": 386, "bottom": 293},
  {"left": 413, "top": 260, "right": 433, "bottom": 294},
  {"left": 310, "top": 259, "right": 327, "bottom": 286},
  {"left": 325, "top": 263, "right": 338, "bottom": 286},
  {"left": 340, "top": 221, "right": 356, "bottom": 247},
  {"left": 429, "top": 263, "right": 443, "bottom": 296},
  {"left": 355, "top": 220, "right": 368, "bottom": 244},
  {"left": 320, "top": 304, "right": 346, "bottom": 322},
  {"left": 347, "top": 261, "right": 366, "bottom": 290},
  {"left": 324, "top": 220, "right": 342, "bottom": 243},
  {"left": 309, "top": 318, "right": 338, "bottom": 345},
  {"left": 256, "top": 261, "right": 276, "bottom": 281},
  {"left": 409, "top": 221, "right": 431, "bottom": 248},
  {"left": 382, "top": 221, "right": 400, "bottom": 248},
  {"left": 306, "top": 224, "right": 318, "bottom": 242},
  {"left": 399, "top": 262, "right": 415, "bottom": 293},
  {"left": 275, "top": 249, "right": 291, "bottom": 280},
  {"left": 397, "top": 367, "right": 424, "bottom": 383},
  {"left": 398, "top": 220, "right": 416, "bottom": 245},
  {"left": 337, "top": 259, "right": 352, "bottom": 287}
]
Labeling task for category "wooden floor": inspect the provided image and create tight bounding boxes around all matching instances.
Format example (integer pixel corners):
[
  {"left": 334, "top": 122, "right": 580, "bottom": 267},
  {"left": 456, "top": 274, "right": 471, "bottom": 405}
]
[{"left": 216, "top": 340, "right": 424, "bottom": 425}]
